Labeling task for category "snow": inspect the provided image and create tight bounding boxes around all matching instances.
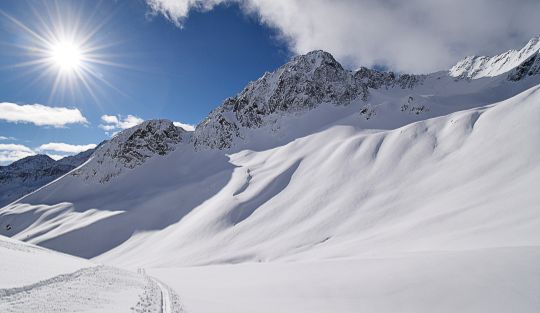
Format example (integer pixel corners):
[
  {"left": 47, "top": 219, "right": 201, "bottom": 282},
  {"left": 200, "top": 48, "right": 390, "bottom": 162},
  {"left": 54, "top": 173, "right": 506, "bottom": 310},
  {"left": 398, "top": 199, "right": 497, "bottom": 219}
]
[{"left": 149, "top": 247, "right": 540, "bottom": 313}]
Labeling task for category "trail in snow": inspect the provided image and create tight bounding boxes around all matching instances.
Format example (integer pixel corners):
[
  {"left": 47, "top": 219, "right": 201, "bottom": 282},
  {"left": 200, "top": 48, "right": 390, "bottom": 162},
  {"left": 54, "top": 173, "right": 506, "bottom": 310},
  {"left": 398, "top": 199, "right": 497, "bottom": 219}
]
[
  {"left": 156, "top": 279, "right": 173, "bottom": 313},
  {"left": 137, "top": 267, "right": 186, "bottom": 313},
  {"left": 145, "top": 269, "right": 186, "bottom": 313}
]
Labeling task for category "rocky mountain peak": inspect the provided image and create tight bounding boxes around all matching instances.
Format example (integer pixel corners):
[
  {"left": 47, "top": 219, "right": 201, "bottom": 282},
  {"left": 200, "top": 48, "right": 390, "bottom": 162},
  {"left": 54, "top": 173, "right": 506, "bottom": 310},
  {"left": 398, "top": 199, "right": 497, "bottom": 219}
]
[
  {"left": 192, "top": 50, "right": 360, "bottom": 150},
  {"left": 72, "top": 119, "right": 185, "bottom": 183},
  {"left": 192, "top": 50, "right": 424, "bottom": 150},
  {"left": 508, "top": 51, "right": 540, "bottom": 81}
]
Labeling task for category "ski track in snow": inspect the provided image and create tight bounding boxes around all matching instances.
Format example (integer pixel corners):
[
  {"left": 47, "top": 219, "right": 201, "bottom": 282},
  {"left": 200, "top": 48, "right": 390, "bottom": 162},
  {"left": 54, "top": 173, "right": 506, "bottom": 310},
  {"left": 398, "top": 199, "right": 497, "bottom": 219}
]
[
  {"left": 137, "top": 268, "right": 186, "bottom": 313},
  {"left": 153, "top": 277, "right": 185, "bottom": 313},
  {"left": 156, "top": 279, "right": 173, "bottom": 313}
]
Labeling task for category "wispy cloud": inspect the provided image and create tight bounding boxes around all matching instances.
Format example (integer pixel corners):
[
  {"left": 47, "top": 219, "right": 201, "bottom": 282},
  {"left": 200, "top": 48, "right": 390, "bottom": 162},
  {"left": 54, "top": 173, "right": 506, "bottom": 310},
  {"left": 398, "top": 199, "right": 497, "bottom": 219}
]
[
  {"left": 0, "top": 143, "right": 35, "bottom": 165},
  {"left": 37, "top": 142, "right": 97, "bottom": 154},
  {"left": 0, "top": 102, "right": 88, "bottom": 127},
  {"left": 146, "top": 0, "right": 540, "bottom": 73},
  {"left": 99, "top": 114, "right": 144, "bottom": 135},
  {"left": 173, "top": 121, "right": 195, "bottom": 131},
  {"left": 146, "top": 0, "right": 221, "bottom": 27},
  {"left": 0, "top": 136, "right": 16, "bottom": 141}
]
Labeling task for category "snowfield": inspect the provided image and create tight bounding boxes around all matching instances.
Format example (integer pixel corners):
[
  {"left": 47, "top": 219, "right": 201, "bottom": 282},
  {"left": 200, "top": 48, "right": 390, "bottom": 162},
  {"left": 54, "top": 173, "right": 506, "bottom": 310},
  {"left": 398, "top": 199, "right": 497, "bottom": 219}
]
[
  {"left": 1, "top": 41, "right": 540, "bottom": 312},
  {"left": 149, "top": 247, "right": 540, "bottom": 313}
]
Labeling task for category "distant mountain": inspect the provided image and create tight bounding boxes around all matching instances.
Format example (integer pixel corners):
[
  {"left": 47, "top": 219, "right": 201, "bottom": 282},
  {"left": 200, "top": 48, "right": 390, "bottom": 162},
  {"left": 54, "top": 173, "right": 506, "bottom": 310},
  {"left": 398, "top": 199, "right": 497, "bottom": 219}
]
[
  {"left": 0, "top": 147, "right": 96, "bottom": 207},
  {"left": 449, "top": 36, "right": 540, "bottom": 79}
]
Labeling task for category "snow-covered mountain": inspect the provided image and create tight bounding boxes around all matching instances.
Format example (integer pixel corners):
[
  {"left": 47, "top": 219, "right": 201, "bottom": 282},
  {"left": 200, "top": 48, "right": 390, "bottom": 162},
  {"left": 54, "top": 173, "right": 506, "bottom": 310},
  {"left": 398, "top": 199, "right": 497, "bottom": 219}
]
[
  {"left": 2, "top": 38, "right": 540, "bottom": 313},
  {"left": 0, "top": 148, "right": 95, "bottom": 207},
  {"left": 449, "top": 35, "right": 540, "bottom": 79}
]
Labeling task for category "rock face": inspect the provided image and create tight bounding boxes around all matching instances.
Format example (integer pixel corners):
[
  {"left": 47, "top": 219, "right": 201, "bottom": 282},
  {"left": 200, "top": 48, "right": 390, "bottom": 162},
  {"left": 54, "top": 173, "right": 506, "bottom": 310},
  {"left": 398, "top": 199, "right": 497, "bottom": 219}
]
[
  {"left": 449, "top": 36, "right": 540, "bottom": 79},
  {"left": 72, "top": 120, "right": 185, "bottom": 183},
  {"left": 354, "top": 67, "right": 423, "bottom": 90},
  {"left": 508, "top": 52, "right": 540, "bottom": 81},
  {"left": 192, "top": 50, "right": 423, "bottom": 150},
  {"left": 0, "top": 151, "right": 94, "bottom": 207}
]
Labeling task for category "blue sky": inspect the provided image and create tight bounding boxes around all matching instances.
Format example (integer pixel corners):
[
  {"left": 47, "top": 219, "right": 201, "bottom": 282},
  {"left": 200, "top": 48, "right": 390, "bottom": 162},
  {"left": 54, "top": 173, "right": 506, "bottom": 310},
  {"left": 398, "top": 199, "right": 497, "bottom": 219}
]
[
  {"left": 0, "top": 0, "right": 289, "bottom": 164},
  {"left": 1, "top": 0, "right": 539, "bottom": 164}
]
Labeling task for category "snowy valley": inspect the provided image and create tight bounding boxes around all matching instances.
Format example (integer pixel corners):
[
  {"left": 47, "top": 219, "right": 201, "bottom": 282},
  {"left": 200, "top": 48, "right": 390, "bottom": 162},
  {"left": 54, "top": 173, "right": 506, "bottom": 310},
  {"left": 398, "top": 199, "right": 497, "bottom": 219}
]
[{"left": 1, "top": 36, "right": 540, "bottom": 312}]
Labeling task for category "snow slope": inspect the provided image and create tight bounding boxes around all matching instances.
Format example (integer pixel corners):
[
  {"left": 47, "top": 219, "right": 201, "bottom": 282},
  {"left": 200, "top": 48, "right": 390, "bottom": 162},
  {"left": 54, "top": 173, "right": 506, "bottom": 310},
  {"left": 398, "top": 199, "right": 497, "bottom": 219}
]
[{"left": 95, "top": 84, "right": 540, "bottom": 267}]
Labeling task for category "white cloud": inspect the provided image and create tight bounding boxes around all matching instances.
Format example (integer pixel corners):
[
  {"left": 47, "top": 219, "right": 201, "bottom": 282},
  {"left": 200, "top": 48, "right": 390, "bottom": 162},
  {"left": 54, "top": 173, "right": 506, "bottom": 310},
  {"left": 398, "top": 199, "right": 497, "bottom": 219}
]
[
  {"left": 119, "top": 115, "right": 145, "bottom": 129},
  {"left": 99, "top": 124, "right": 116, "bottom": 131},
  {"left": 0, "top": 144, "right": 34, "bottom": 153},
  {"left": 146, "top": 0, "right": 223, "bottom": 27},
  {"left": 101, "top": 115, "right": 119, "bottom": 124},
  {"left": 146, "top": 0, "right": 540, "bottom": 73},
  {"left": 0, "top": 136, "right": 15, "bottom": 141},
  {"left": 0, "top": 144, "right": 35, "bottom": 165},
  {"left": 173, "top": 121, "right": 195, "bottom": 131},
  {"left": 0, "top": 142, "right": 97, "bottom": 165},
  {"left": 37, "top": 142, "right": 97, "bottom": 154},
  {"left": 0, "top": 102, "right": 88, "bottom": 127},
  {"left": 99, "top": 114, "right": 144, "bottom": 135}
]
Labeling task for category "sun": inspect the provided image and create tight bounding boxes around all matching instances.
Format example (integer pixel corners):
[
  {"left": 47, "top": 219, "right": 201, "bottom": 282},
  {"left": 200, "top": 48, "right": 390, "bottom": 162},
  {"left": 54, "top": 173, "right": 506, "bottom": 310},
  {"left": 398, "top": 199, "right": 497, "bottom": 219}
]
[{"left": 49, "top": 41, "right": 83, "bottom": 73}]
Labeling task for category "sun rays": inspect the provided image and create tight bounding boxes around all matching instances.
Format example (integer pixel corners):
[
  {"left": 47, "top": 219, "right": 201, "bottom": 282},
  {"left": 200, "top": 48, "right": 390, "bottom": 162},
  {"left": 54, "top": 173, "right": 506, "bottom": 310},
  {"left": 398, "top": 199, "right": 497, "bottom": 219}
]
[{"left": 0, "top": 1, "right": 126, "bottom": 104}]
